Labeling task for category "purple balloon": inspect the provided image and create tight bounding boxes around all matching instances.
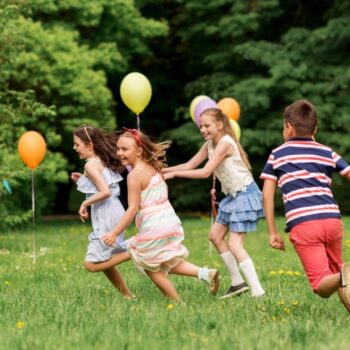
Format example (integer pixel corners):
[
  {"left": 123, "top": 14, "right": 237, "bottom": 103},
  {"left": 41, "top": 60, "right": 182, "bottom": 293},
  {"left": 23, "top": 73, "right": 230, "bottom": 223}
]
[{"left": 194, "top": 98, "right": 217, "bottom": 126}]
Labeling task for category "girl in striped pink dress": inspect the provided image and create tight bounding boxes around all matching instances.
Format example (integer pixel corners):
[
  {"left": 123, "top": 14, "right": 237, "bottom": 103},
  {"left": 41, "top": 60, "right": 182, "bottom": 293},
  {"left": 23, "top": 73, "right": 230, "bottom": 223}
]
[{"left": 102, "top": 129, "right": 219, "bottom": 302}]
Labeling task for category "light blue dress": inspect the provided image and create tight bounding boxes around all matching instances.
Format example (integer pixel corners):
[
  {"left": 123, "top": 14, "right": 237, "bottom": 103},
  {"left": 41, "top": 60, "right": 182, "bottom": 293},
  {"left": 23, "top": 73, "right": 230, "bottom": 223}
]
[{"left": 76, "top": 168, "right": 127, "bottom": 262}]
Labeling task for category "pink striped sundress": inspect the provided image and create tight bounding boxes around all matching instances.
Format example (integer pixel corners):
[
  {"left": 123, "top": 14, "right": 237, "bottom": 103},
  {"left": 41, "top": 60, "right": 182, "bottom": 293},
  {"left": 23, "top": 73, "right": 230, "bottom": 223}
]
[{"left": 128, "top": 172, "right": 189, "bottom": 273}]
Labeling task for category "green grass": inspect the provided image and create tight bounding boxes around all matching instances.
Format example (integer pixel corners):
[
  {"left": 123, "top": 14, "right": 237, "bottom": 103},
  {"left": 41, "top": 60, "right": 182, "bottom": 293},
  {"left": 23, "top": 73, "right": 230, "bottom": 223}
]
[{"left": 1, "top": 216, "right": 350, "bottom": 350}]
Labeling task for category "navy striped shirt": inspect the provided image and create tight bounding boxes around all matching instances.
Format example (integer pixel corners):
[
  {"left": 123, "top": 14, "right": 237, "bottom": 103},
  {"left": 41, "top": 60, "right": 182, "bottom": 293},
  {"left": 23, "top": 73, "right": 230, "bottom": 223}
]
[{"left": 260, "top": 137, "right": 350, "bottom": 231}]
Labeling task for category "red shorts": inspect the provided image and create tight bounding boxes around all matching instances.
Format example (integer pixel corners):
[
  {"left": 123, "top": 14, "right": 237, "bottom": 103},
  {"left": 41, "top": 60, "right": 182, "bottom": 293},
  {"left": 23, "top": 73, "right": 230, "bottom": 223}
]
[{"left": 289, "top": 218, "right": 343, "bottom": 292}]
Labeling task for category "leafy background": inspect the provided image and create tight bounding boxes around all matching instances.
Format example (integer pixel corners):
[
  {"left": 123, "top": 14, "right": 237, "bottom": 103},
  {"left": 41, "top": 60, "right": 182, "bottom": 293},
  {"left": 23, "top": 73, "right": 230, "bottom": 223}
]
[{"left": 1, "top": 0, "right": 350, "bottom": 230}]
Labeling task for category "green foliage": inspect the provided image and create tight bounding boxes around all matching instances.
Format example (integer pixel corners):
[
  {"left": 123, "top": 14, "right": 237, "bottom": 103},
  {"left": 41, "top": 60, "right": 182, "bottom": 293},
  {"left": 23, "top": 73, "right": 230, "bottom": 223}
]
[
  {"left": 0, "top": 3, "right": 66, "bottom": 230},
  {"left": 2, "top": 0, "right": 350, "bottom": 217},
  {"left": 140, "top": 0, "right": 350, "bottom": 211},
  {"left": 0, "top": 0, "right": 168, "bottom": 228}
]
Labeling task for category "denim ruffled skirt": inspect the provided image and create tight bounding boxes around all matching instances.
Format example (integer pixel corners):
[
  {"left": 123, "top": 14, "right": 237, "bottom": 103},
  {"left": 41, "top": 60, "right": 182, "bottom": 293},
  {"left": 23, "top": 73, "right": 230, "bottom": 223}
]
[{"left": 216, "top": 181, "right": 264, "bottom": 233}]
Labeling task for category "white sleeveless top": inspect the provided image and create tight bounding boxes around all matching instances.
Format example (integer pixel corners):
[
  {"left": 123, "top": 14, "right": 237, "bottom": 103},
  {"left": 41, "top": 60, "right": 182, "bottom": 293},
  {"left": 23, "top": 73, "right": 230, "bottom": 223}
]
[{"left": 207, "top": 135, "right": 252, "bottom": 196}]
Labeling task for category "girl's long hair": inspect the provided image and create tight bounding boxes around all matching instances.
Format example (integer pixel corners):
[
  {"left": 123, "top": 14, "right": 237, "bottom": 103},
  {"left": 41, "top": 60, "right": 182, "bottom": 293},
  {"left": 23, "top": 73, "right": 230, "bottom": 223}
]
[
  {"left": 119, "top": 130, "right": 171, "bottom": 173},
  {"left": 74, "top": 125, "right": 123, "bottom": 172},
  {"left": 201, "top": 108, "right": 251, "bottom": 170}
]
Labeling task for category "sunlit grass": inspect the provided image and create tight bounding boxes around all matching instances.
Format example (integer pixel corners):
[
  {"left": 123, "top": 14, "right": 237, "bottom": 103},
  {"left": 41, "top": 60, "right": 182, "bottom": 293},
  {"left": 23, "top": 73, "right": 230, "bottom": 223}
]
[{"left": 1, "top": 216, "right": 350, "bottom": 349}]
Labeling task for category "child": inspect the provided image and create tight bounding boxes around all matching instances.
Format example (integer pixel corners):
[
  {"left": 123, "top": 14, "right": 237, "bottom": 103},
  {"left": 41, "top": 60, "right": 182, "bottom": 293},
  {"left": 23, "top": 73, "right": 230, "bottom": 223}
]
[
  {"left": 102, "top": 128, "right": 219, "bottom": 302},
  {"left": 72, "top": 125, "right": 133, "bottom": 299},
  {"left": 260, "top": 99, "right": 350, "bottom": 312},
  {"left": 163, "top": 108, "right": 265, "bottom": 299}
]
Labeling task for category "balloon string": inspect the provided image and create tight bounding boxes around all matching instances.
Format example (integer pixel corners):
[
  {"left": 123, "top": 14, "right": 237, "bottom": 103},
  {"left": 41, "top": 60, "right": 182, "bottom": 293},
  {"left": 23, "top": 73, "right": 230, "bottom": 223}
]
[
  {"left": 136, "top": 114, "right": 141, "bottom": 131},
  {"left": 31, "top": 170, "right": 36, "bottom": 265},
  {"left": 211, "top": 175, "right": 218, "bottom": 218},
  {"left": 209, "top": 175, "right": 217, "bottom": 256}
]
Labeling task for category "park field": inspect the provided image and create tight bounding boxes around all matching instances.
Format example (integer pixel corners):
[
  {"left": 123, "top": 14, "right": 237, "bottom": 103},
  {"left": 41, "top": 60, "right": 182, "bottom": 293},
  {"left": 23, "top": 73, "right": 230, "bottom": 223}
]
[{"left": 1, "top": 216, "right": 350, "bottom": 350}]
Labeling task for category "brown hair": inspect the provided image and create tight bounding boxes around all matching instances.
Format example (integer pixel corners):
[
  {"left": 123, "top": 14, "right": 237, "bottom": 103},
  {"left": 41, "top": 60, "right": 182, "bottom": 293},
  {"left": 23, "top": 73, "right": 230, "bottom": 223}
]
[
  {"left": 118, "top": 130, "right": 171, "bottom": 173},
  {"left": 200, "top": 108, "right": 251, "bottom": 170},
  {"left": 283, "top": 99, "right": 317, "bottom": 136},
  {"left": 74, "top": 125, "right": 123, "bottom": 172}
]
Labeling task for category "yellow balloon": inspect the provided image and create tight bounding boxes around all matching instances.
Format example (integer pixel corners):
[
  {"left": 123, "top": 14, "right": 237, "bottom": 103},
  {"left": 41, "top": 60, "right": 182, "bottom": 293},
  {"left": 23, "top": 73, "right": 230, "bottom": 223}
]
[
  {"left": 120, "top": 72, "right": 152, "bottom": 114},
  {"left": 189, "top": 95, "right": 208, "bottom": 122},
  {"left": 18, "top": 131, "right": 46, "bottom": 169},
  {"left": 229, "top": 120, "right": 241, "bottom": 141}
]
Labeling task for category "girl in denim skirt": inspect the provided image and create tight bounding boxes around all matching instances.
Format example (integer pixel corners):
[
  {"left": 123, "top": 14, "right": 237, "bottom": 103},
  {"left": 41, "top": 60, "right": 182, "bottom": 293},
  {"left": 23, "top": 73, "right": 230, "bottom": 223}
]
[{"left": 163, "top": 108, "right": 265, "bottom": 299}]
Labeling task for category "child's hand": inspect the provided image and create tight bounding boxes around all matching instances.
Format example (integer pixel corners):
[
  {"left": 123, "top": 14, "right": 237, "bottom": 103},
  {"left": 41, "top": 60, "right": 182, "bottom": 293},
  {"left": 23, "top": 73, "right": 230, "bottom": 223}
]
[
  {"left": 269, "top": 233, "right": 285, "bottom": 251},
  {"left": 102, "top": 232, "right": 117, "bottom": 247},
  {"left": 71, "top": 172, "right": 82, "bottom": 182},
  {"left": 79, "top": 203, "right": 89, "bottom": 223}
]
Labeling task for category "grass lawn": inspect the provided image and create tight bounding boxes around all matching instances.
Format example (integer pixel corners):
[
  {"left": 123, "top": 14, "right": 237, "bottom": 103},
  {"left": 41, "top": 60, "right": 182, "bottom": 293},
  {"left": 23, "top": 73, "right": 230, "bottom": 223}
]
[{"left": 1, "top": 216, "right": 350, "bottom": 350}]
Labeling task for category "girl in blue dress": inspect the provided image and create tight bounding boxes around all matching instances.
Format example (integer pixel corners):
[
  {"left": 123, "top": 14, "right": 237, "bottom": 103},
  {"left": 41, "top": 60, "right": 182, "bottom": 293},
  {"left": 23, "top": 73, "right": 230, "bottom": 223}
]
[{"left": 71, "top": 125, "right": 133, "bottom": 299}]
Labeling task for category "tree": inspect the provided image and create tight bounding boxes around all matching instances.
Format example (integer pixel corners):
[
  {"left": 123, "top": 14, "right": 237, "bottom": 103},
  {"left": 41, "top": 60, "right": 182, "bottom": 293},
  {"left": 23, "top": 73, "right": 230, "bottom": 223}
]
[
  {"left": 0, "top": 3, "right": 66, "bottom": 230},
  {"left": 139, "top": 0, "right": 350, "bottom": 212},
  {"left": 0, "top": 0, "right": 168, "bottom": 230}
]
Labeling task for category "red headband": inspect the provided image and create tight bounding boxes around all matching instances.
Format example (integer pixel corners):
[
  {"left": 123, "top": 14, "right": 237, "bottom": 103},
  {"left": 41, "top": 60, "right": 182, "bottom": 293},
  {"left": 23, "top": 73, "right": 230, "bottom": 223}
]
[{"left": 122, "top": 127, "right": 143, "bottom": 147}]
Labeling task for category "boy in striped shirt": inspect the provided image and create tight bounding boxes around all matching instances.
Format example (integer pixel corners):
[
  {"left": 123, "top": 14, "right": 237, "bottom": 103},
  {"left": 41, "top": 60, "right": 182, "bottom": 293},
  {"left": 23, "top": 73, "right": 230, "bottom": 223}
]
[{"left": 261, "top": 99, "right": 350, "bottom": 313}]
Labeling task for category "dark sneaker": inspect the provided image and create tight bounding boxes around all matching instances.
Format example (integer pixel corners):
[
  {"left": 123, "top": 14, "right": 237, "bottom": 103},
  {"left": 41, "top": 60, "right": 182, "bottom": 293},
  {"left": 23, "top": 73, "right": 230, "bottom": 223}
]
[
  {"left": 341, "top": 262, "right": 350, "bottom": 302},
  {"left": 219, "top": 282, "right": 249, "bottom": 300},
  {"left": 208, "top": 269, "right": 220, "bottom": 295}
]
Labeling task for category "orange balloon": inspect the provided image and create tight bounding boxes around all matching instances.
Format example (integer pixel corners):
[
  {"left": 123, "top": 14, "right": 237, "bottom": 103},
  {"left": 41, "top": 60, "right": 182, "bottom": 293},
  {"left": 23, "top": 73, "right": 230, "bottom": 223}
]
[
  {"left": 217, "top": 97, "right": 240, "bottom": 121},
  {"left": 18, "top": 131, "right": 46, "bottom": 169}
]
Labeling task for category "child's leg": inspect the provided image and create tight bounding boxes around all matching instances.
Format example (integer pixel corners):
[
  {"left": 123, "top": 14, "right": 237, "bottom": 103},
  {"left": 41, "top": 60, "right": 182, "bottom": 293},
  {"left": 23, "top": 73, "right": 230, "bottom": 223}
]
[
  {"left": 169, "top": 261, "right": 198, "bottom": 277},
  {"left": 84, "top": 251, "right": 131, "bottom": 272},
  {"left": 317, "top": 274, "right": 341, "bottom": 297},
  {"left": 210, "top": 222, "right": 244, "bottom": 288},
  {"left": 103, "top": 267, "right": 134, "bottom": 298},
  {"left": 209, "top": 222, "right": 229, "bottom": 253},
  {"left": 338, "top": 263, "right": 350, "bottom": 313},
  {"left": 169, "top": 261, "right": 220, "bottom": 295},
  {"left": 228, "top": 232, "right": 265, "bottom": 297},
  {"left": 146, "top": 270, "right": 180, "bottom": 302}
]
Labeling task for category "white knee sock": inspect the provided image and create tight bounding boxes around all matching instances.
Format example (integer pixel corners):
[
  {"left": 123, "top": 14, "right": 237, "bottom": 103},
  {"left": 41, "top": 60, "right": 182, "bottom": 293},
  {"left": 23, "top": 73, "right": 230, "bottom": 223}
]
[
  {"left": 220, "top": 251, "right": 245, "bottom": 286},
  {"left": 239, "top": 258, "right": 265, "bottom": 297}
]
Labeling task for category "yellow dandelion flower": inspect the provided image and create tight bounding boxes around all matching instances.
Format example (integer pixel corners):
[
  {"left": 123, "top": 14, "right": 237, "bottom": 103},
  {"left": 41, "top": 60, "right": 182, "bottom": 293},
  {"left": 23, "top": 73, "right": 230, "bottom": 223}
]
[
  {"left": 286, "top": 270, "right": 293, "bottom": 276},
  {"left": 167, "top": 304, "right": 174, "bottom": 310},
  {"left": 269, "top": 271, "right": 277, "bottom": 276},
  {"left": 271, "top": 316, "right": 277, "bottom": 321},
  {"left": 294, "top": 271, "right": 301, "bottom": 276},
  {"left": 284, "top": 307, "right": 290, "bottom": 314},
  {"left": 278, "top": 300, "right": 285, "bottom": 305},
  {"left": 291, "top": 301, "right": 300, "bottom": 307},
  {"left": 278, "top": 269, "right": 285, "bottom": 275},
  {"left": 16, "top": 321, "right": 25, "bottom": 329}
]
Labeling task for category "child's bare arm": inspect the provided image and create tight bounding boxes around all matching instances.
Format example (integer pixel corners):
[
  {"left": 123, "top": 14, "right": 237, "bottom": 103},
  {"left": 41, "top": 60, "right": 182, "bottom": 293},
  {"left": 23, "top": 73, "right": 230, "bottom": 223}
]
[
  {"left": 343, "top": 169, "right": 350, "bottom": 181},
  {"left": 165, "top": 141, "right": 229, "bottom": 180},
  {"left": 262, "top": 180, "right": 285, "bottom": 251},
  {"left": 102, "top": 172, "right": 141, "bottom": 246},
  {"left": 163, "top": 143, "right": 208, "bottom": 173}
]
